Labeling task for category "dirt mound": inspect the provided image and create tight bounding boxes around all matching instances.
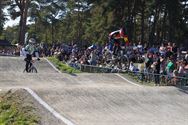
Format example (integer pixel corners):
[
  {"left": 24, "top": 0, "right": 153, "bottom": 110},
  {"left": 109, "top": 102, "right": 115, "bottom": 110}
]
[{"left": 0, "top": 89, "right": 63, "bottom": 125}]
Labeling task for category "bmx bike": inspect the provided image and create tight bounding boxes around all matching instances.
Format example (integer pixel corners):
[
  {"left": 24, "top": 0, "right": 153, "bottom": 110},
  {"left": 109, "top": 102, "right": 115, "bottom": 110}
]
[{"left": 23, "top": 59, "right": 38, "bottom": 73}]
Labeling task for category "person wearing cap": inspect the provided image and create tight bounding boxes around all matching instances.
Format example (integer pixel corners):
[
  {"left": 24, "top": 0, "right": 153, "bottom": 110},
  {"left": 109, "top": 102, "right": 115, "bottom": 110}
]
[{"left": 24, "top": 38, "right": 40, "bottom": 72}]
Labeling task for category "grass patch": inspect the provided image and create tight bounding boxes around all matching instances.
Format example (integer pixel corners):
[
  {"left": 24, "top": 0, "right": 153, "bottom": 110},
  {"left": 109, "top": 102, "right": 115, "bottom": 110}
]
[
  {"left": 122, "top": 73, "right": 155, "bottom": 86},
  {"left": 123, "top": 73, "right": 172, "bottom": 86},
  {"left": 48, "top": 57, "right": 81, "bottom": 74},
  {"left": 0, "top": 90, "right": 40, "bottom": 125}
]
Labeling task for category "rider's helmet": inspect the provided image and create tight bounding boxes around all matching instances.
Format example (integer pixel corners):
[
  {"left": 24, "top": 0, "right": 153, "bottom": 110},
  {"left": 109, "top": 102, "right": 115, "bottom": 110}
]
[{"left": 28, "top": 38, "right": 36, "bottom": 44}]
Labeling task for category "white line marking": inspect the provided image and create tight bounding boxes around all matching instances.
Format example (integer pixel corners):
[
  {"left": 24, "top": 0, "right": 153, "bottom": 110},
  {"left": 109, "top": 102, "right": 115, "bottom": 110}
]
[
  {"left": 44, "top": 58, "right": 61, "bottom": 73},
  {"left": 24, "top": 87, "right": 76, "bottom": 125},
  {"left": 115, "top": 74, "right": 142, "bottom": 87}
]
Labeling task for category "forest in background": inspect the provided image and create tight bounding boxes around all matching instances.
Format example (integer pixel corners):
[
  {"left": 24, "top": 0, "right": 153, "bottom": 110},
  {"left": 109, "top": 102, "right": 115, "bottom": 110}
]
[{"left": 0, "top": 0, "right": 187, "bottom": 46}]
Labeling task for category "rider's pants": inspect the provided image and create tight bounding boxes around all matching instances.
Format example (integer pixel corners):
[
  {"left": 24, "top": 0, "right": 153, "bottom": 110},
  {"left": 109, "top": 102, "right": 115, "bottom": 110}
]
[{"left": 26, "top": 54, "right": 32, "bottom": 72}]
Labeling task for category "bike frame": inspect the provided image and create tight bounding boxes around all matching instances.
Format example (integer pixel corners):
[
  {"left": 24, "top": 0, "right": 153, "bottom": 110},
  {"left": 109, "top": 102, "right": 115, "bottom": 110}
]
[{"left": 23, "top": 58, "right": 38, "bottom": 73}]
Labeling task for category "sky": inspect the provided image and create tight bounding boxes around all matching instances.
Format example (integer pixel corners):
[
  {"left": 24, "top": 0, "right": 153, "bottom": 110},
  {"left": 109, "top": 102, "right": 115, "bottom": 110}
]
[
  {"left": 3, "top": 7, "right": 32, "bottom": 28},
  {"left": 4, "top": 17, "right": 20, "bottom": 28},
  {"left": 4, "top": 17, "right": 33, "bottom": 29},
  {"left": 3, "top": 6, "right": 19, "bottom": 28}
]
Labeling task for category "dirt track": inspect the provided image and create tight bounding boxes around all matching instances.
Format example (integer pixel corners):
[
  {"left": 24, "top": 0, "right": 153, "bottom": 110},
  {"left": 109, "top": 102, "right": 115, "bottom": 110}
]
[{"left": 0, "top": 56, "right": 188, "bottom": 125}]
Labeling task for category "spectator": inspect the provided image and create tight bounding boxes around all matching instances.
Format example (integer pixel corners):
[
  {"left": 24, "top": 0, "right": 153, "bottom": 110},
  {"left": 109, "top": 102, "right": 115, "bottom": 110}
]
[
  {"left": 178, "top": 61, "right": 186, "bottom": 77},
  {"left": 185, "top": 51, "right": 188, "bottom": 62},
  {"left": 172, "top": 43, "right": 178, "bottom": 59},
  {"left": 89, "top": 50, "right": 97, "bottom": 65},
  {"left": 159, "top": 43, "right": 166, "bottom": 56},
  {"left": 129, "top": 61, "right": 138, "bottom": 72},
  {"left": 137, "top": 41, "right": 144, "bottom": 54},
  {"left": 154, "top": 54, "right": 161, "bottom": 85},
  {"left": 166, "top": 57, "right": 175, "bottom": 77},
  {"left": 166, "top": 42, "right": 172, "bottom": 52}
]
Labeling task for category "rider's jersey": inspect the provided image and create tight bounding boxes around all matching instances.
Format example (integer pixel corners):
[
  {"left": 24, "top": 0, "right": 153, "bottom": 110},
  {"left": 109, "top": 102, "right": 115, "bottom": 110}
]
[{"left": 25, "top": 44, "right": 35, "bottom": 55}]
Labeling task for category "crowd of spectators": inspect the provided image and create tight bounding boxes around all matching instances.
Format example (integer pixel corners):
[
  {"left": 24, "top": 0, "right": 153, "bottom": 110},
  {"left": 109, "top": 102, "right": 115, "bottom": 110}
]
[
  {"left": 1, "top": 38, "right": 187, "bottom": 85},
  {"left": 0, "top": 47, "right": 17, "bottom": 56},
  {"left": 39, "top": 42, "right": 188, "bottom": 84},
  {"left": 128, "top": 42, "right": 188, "bottom": 85}
]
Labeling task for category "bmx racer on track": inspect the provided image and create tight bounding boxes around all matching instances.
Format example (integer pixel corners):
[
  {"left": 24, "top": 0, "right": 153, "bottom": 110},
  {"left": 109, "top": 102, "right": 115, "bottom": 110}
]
[{"left": 24, "top": 38, "right": 40, "bottom": 72}]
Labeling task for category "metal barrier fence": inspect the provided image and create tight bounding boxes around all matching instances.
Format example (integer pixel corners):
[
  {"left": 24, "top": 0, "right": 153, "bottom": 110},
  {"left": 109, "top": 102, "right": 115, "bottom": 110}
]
[
  {"left": 79, "top": 64, "right": 188, "bottom": 86},
  {"left": 80, "top": 64, "right": 119, "bottom": 73},
  {"left": 126, "top": 70, "right": 188, "bottom": 86}
]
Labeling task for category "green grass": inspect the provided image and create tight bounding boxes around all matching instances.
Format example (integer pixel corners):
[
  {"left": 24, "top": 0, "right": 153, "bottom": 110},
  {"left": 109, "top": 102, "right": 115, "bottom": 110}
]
[
  {"left": 122, "top": 73, "right": 155, "bottom": 86},
  {"left": 0, "top": 90, "right": 40, "bottom": 125},
  {"left": 48, "top": 57, "right": 81, "bottom": 74},
  {"left": 124, "top": 73, "right": 171, "bottom": 86}
]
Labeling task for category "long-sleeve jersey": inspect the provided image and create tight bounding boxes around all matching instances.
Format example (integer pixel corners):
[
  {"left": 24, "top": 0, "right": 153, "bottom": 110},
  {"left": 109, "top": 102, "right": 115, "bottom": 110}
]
[{"left": 25, "top": 44, "right": 36, "bottom": 55}]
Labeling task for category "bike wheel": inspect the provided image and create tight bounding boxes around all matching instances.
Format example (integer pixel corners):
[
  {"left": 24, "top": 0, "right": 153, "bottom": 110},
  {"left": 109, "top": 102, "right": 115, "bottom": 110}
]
[
  {"left": 31, "top": 67, "right": 38, "bottom": 73},
  {"left": 23, "top": 69, "right": 26, "bottom": 73}
]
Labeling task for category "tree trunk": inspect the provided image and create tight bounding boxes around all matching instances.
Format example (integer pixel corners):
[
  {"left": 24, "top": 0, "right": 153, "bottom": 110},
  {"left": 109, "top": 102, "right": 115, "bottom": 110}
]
[
  {"left": 127, "top": 0, "right": 135, "bottom": 42},
  {"left": 133, "top": 15, "right": 137, "bottom": 42},
  {"left": 18, "top": 13, "right": 23, "bottom": 44},
  {"left": 141, "top": 1, "right": 145, "bottom": 43},
  {"left": 168, "top": 14, "right": 175, "bottom": 42},
  {"left": 51, "top": 21, "right": 54, "bottom": 43},
  {"left": 0, "top": 2, "right": 4, "bottom": 35},
  {"left": 161, "top": 9, "right": 167, "bottom": 42},
  {"left": 35, "top": 18, "right": 37, "bottom": 33},
  {"left": 18, "top": 0, "right": 29, "bottom": 45},
  {"left": 127, "top": 0, "right": 131, "bottom": 40},
  {"left": 149, "top": 0, "right": 160, "bottom": 46},
  {"left": 77, "top": 0, "right": 81, "bottom": 45},
  {"left": 166, "top": 0, "right": 182, "bottom": 43}
]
